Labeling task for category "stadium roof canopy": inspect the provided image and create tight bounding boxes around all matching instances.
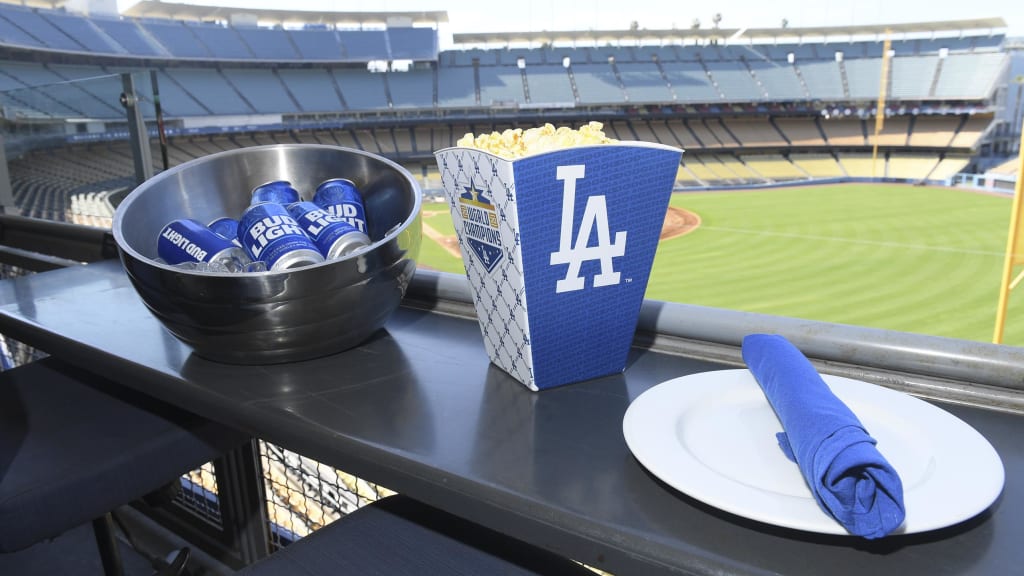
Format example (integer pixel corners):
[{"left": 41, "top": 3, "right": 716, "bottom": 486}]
[
  {"left": 121, "top": 0, "right": 448, "bottom": 27},
  {"left": 454, "top": 17, "right": 1007, "bottom": 46}
]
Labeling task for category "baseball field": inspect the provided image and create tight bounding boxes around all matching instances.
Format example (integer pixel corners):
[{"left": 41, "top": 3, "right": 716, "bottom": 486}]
[{"left": 418, "top": 183, "right": 1024, "bottom": 347}]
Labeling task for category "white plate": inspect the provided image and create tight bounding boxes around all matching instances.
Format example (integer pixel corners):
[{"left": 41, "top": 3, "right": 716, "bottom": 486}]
[{"left": 622, "top": 369, "right": 1005, "bottom": 535}]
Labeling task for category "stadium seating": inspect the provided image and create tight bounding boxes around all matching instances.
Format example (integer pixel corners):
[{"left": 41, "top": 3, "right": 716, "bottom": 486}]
[
  {"left": 0, "top": 3, "right": 1008, "bottom": 216},
  {"left": 723, "top": 118, "right": 788, "bottom": 147},
  {"left": 820, "top": 119, "right": 866, "bottom": 146},
  {"left": 886, "top": 154, "right": 939, "bottom": 180},
  {"left": 774, "top": 118, "right": 827, "bottom": 146},
  {"left": 618, "top": 62, "right": 674, "bottom": 104},
  {"left": 908, "top": 116, "right": 960, "bottom": 147},
  {"left": 477, "top": 66, "right": 526, "bottom": 106},
  {"left": 950, "top": 117, "right": 993, "bottom": 149},
  {"left": 791, "top": 154, "right": 846, "bottom": 178},
  {"left": 839, "top": 154, "right": 888, "bottom": 179},
  {"left": 741, "top": 154, "right": 807, "bottom": 180},
  {"left": 930, "top": 157, "right": 971, "bottom": 181}
]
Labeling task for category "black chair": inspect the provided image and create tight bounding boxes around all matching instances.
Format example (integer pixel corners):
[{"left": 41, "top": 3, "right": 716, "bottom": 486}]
[
  {"left": 0, "top": 357, "right": 249, "bottom": 575},
  {"left": 238, "top": 494, "right": 597, "bottom": 576}
]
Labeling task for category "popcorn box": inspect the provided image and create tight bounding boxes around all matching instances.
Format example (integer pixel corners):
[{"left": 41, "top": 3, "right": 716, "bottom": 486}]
[{"left": 435, "top": 142, "right": 682, "bottom": 390}]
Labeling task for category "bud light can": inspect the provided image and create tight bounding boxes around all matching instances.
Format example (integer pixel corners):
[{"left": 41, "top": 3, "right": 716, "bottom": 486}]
[
  {"left": 313, "top": 178, "right": 367, "bottom": 234},
  {"left": 207, "top": 217, "right": 242, "bottom": 246},
  {"left": 287, "top": 201, "right": 371, "bottom": 259},
  {"left": 158, "top": 219, "right": 251, "bottom": 271},
  {"left": 251, "top": 180, "right": 301, "bottom": 205},
  {"left": 239, "top": 202, "right": 324, "bottom": 271}
]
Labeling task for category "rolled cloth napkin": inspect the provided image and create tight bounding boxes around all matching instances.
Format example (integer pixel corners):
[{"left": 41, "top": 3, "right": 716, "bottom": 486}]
[{"left": 741, "top": 333, "right": 905, "bottom": 539}]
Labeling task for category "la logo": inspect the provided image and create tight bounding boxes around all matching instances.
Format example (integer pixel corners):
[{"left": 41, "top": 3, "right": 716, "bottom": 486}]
[{"left": 549, "top": 165, "right": 626, "bottom": 293}]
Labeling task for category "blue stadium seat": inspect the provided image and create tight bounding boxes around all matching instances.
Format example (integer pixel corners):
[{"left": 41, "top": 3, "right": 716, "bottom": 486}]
[
  {"left": 387, "top": 27, "right": 437, "bottom": 61},
  {"left": 436, "top": 67, "right": 477, "bottom": 108},
  {"left": 387, "top": 69, "right": 434, "bottom": 109},
  {"left": 163, "top": 68, "right": 252, "bottom": 115},
  {"left": 291, "top": 29, "right": 342, "bottom": 60},
  {"left": 478, "top": 66, "right": 525, "bottom": 106},
  {"left": 235, "top": 27, "right": 300, "bottom": 60},
  {"left": 799, "top": 60, "right": 845, "bottom": 100},
  {"left": 275, "top": 68, "right": 345, "bottom": 112},
  {"left": 338, "top": 30, "right": 388, "bottom": 61},
  {"left": 333, "top": 69, "right": 388, "bottom": 110},
  {"left": 843, "top": 58, "right": 881, "bottom": 100},
  {"left": 91, "top": 17, "right": 165, "bottom": 56},
  {"left": 571, "top": 63, "right": 625, "bottom": 105},
  {"left": 185, "top": 22, "right": 252, "bottom": 59},
  {"left": 42, "top": 11, "right": 120, "bottom": 53},
  {"left": 0, "top": 5, "right": 83, "bottom": 52},
  {"left": 522, "top": 65, "right": 574, "bottom": 105},
  {"left": 663, "top": 62, "right": 720, "bottom": 102},
  {"left": 140, "top": 19, "right": 209, "bottom": 58},
  {"left": 934, "top": 53, "right": 1009, "bottom": 99},
  {"left": 890, "top": 55, "right": 939, "bottom": 99},
  {"left": 748, "top": 61, "right": 806, "bottom": 100},
  {"left": 617, "top": 62, "right": 674, "bottom": 104},
  {"left": 0, "top": 5, "right": 45, "bottom": 48},
  {"left": 222, "top": 68, "right": 299, "bottom": 114},
  {"left": 707, "top": 60, "right": 763, "bottom": 101}
]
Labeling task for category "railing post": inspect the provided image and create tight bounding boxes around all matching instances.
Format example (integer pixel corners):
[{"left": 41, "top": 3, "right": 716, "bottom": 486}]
[
  {"left": 216, "top": 439, "right": 272, "bottom": 565},
  {"left": 120, "top": 73, "right": 154, "bottom": 185},
  {"left": 0, "top": 134, "right": 16, "bottom": 214}
]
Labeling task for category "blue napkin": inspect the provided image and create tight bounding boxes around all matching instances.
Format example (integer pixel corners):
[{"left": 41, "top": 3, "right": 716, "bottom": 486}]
[{"left": 741, "top": 333, "right": 905, "bottom": 539}]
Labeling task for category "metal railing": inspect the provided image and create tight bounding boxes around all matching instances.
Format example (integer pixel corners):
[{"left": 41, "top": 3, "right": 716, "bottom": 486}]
[{"left": 0, "top": 214, "right": 391, "bottom": 567}]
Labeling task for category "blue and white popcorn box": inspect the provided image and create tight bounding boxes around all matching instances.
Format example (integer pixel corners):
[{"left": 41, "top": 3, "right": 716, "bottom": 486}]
[{"left": 435, "top": 142, "right": 683, "bottom": 391}]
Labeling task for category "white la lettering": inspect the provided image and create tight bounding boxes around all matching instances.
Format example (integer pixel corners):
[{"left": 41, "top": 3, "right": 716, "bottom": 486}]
[{"left": 549, "top": 165, "right": 626, "bottom": 293}]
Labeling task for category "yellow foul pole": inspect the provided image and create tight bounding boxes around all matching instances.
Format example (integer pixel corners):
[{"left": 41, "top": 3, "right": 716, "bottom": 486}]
[
  {"left": 871, "top": 33, "right": 891, "bottom": 179},
  {"left": 993, "top": 124, "right": 1024, "bottom": 344}
]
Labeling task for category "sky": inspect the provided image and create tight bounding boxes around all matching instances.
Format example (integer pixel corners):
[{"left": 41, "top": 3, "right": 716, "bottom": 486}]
[{"left": 116, "top": 0, "right": 1023, "bottom": 36}]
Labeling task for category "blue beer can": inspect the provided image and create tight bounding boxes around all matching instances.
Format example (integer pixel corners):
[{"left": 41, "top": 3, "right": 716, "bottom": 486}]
[
  {"left": 312, "top": 178, "right": 367, "bottom": 234},
  {"left": 239, "top": 202, "right": 324, "bottom": 271},
  {"left": 207, "top": 217, "right": 242, "bottom": 246},
  {"left": 287, "top": 201, "right": 372, "bottom": 259},
  {"left": 158, "top": 218, "right": 251, "bottom": 271},
  {"left": 251, "top": 180, "right": 301, "bottom": 205}
]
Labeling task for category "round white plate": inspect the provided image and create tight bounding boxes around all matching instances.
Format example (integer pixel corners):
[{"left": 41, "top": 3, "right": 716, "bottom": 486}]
[{"left": 622, "top": 369, "right": 1005, "bottom": 535}]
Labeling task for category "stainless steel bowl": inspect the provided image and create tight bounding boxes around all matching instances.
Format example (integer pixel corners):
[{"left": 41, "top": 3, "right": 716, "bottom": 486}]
[{"left": 113, "top": 144, "right": 422, "bottom": 364}]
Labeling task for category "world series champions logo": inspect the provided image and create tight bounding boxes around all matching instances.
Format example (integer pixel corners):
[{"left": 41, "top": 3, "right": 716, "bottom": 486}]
[
  {"left": 458, "top": 181, "right": 503, "bottom": 272},
  {"left": 549, "top": 165, "right": 627, "bottom": 293}
]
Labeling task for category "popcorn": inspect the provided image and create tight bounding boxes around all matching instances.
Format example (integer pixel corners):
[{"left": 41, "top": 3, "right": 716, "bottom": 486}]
[{"left": 456, "top": 122, "right": 617, "bottom": 159}]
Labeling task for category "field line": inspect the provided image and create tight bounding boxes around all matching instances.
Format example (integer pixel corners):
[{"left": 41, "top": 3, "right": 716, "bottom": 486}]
[{"left": 700, "top": 225, "right": 1003, "bottom": 257}]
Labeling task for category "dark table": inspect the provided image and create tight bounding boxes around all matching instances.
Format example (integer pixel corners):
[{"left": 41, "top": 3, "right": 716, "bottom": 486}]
[{"left": 0, "top": 260, "right": 1020, "bottom": 576}]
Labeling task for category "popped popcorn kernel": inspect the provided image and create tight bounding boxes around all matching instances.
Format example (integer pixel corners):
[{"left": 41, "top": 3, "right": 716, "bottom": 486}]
[{"left": 457, "top": 122, "right": 617, "bottom": 159}]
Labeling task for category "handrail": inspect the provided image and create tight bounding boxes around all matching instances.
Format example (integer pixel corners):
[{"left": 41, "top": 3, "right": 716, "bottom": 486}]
[
  {"left": 407, "top": 268, "right": 1024, "bottom": 412},
  {"left": 2, "top": 215, "right": 1021, "bottom": 411},
  {"left": 0, "top": 214, "right": 117, "bottom": 270}
]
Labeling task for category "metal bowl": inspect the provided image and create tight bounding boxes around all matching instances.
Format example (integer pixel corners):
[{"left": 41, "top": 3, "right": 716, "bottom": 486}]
[{"left": 113, "top": 144, "right": 422, "bottom": 364}]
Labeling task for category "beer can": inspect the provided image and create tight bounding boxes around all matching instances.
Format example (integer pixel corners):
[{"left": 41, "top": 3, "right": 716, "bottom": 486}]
[
  {"left": 207, "top": 217, "right": 242, "bottom": 246},
  {"left": 239, "top": 202, "right": 324, "bottom": 271},
  {"left": 251, "top": 180, "right": 301, "bottom": 205},
  {"left": 287, "top": 201, "right": 371, "bottom": 259},
  {"left": 313, "top": 178, "right": 367, "bottom": 234},
  {"left": 158, "top": 218, "right": 251, "bottom": 271}
]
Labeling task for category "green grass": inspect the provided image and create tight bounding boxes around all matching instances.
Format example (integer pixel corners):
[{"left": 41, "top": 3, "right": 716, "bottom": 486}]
[
  {"left": 415, "top": 185, "right": 1024, "bottom": 346},
  {"left": 419, "top": 202, "right": 465, "bottom": 274}
]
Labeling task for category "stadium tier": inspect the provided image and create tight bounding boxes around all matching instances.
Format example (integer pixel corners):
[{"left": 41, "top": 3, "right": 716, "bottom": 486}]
[{"left": 0, "top": 4, "right": 1012, "bottom": 219}]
